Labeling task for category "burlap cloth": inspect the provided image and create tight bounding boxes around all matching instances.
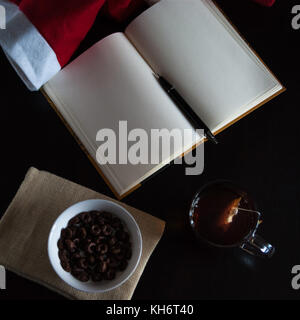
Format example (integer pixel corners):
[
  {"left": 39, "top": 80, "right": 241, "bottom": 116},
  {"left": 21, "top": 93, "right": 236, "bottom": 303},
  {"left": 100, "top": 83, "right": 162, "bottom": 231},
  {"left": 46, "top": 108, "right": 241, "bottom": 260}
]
[{"left": 0, "top": 168, "right": 165, "bottom": 300}]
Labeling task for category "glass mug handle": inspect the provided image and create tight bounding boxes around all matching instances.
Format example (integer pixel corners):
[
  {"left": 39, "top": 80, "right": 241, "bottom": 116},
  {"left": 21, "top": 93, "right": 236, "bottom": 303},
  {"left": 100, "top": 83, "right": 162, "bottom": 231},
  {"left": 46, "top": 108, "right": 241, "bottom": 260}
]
[
  {"left": 237, "top": 208, "right": 275, "bottom": 258},
  {"left": 240, "top": 234, "right": 275, "bottom": 258}
]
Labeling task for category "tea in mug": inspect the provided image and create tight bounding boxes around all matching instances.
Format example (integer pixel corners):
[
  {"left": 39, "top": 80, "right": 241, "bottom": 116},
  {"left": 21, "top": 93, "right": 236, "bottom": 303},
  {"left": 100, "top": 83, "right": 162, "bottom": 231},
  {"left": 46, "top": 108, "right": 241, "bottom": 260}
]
[{"left": 189, "top": 182, "right": 259, "bottom": 246}]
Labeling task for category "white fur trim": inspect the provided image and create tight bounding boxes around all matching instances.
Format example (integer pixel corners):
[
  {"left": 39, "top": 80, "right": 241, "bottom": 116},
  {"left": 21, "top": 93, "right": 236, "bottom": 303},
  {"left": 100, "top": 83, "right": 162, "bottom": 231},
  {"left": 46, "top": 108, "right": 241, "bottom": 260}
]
[{"left": 0, "top": 0, "right": 61, "bottom": 90}]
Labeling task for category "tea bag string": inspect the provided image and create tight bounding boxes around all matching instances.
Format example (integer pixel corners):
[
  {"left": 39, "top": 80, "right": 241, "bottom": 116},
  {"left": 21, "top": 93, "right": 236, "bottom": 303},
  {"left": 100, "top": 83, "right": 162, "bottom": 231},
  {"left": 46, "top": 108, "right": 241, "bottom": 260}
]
[{"left": 233, "top": 207, "right": 262, "bottom": 224}]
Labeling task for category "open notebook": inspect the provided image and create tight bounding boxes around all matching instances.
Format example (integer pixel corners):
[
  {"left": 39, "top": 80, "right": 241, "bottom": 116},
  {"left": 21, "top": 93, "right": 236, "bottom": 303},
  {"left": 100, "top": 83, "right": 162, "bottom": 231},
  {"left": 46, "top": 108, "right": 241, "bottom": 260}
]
[{"left": 42, "top": 0, "right": 285, "bottom": 199}]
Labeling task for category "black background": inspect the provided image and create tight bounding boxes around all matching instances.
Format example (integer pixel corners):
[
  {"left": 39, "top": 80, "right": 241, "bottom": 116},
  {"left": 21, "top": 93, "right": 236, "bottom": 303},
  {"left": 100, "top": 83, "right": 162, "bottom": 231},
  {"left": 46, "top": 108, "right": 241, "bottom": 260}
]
[{"left": 0, "top": 0, "right": 300, "bottom": 300}]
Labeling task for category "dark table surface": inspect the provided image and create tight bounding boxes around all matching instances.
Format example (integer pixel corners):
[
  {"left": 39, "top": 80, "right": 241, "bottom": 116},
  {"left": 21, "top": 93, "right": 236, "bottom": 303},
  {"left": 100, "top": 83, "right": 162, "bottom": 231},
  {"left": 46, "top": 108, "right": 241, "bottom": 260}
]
[{"left": 1, "top": 0, "right": 300, "bottom": 300}]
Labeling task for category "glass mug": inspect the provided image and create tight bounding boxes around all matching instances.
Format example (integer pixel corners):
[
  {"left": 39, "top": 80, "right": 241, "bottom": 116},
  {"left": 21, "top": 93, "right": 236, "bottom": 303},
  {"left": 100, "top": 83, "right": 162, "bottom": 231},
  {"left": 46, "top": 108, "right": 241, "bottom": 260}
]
[{"left": 189, "top": 181, "right": 275, "bottom": 258}]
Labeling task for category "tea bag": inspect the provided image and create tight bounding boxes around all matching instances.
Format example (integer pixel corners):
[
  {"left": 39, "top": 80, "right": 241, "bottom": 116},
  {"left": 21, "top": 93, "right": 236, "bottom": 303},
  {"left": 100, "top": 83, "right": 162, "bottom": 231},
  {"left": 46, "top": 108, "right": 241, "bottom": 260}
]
[{"left": 217, "top": 197, "right": 242, "bottom": 232}]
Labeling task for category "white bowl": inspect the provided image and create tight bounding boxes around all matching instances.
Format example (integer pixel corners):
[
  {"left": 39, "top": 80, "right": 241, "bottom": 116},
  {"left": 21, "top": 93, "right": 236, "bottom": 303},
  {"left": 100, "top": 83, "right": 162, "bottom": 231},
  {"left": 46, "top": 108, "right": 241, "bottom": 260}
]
[{"left": 48, "top": 199, "right": 142, "bottom": 293}]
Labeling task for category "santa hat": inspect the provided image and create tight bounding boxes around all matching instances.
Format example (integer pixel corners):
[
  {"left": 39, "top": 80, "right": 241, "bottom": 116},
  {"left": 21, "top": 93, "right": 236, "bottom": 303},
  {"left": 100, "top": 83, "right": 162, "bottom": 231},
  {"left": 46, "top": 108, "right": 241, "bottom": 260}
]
[{"left": 0, "top": 0, "right": 144, "bottom": 91}]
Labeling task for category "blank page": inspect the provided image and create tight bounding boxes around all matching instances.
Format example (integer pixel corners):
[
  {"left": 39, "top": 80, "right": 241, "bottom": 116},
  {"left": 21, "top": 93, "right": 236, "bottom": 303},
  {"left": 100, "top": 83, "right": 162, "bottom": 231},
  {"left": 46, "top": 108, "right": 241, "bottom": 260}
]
[
  {"left": 43, "top": 33, "right": 200, "bottom": 196},
  {"left": 126, "top": 0, "right": 282, "bottom": 132}
]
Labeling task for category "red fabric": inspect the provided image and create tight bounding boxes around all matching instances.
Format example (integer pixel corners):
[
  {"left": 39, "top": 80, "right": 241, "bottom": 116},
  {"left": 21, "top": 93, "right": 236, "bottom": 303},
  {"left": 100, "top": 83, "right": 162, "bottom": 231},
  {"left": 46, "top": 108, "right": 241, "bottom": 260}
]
[
  {"left": 107, "top": 0, "right": 144, "bottom": 22},
  {"left": 18, "top": 0, "right": 106, "bottom": 67},
  {"left": 12, "top": 0, "right": 143, "bottom": 67},
  {"left": 252, "top": 0, "right": 275, "bottom": 6}
]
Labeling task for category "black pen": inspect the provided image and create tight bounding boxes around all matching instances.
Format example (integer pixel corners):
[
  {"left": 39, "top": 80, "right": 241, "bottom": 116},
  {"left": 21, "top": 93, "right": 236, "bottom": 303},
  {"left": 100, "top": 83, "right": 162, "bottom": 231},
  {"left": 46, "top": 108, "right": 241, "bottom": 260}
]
[{"left": 154, "top": 73, "right": 218, "bottom": 145}]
